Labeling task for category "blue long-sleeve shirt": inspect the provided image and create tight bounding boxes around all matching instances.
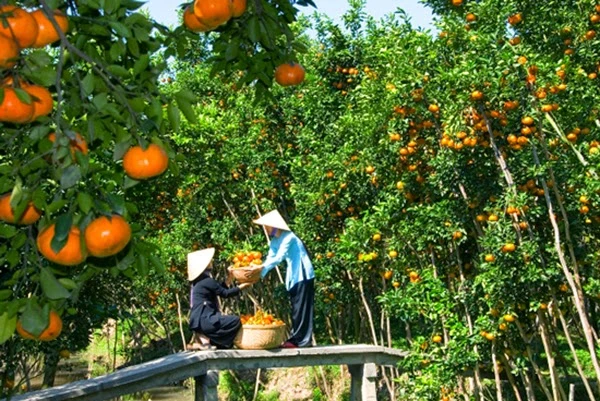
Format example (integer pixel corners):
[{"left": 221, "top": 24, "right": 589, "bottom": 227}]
[{"left": 261, "top": 230, "right": 315, "bottom": 290}]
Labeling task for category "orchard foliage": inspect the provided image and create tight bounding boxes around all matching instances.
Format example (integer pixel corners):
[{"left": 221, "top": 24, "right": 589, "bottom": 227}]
[
  {"left": 137, "top": 0, "right": 600, "bottom": 400},
  {"left": 0, "top": 0, "right": 315, "bottom": 393}
]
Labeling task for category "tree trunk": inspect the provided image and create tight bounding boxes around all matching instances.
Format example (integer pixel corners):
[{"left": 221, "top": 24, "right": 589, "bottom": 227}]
[{"left": 42, "top": 348, "right": 60, "bottom": 388}]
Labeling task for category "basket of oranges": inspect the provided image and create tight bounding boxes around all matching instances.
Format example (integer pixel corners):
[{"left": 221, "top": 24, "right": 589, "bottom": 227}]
[
  {"left": 227, "top": 250, "right": 263, "bottom": 284},
  {"left": 234, "top": 311, "right": 287, "bottom": 350}
]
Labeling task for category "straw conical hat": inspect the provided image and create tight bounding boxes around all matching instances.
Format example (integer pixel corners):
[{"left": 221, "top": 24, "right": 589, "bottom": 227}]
[
  {"left": 253, "top": 210, "right": 290, "bottom": 231},
  {"left": 187, "top": 247, "right": 215, "bottom": 281}
]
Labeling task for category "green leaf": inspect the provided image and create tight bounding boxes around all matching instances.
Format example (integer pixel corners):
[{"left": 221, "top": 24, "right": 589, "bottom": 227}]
[
  {"left": 81, "top": 73, "right": 95, "bottom": 96},
  {"left": 0, "top": 290, "right": 12, "bottom": 301},
  {"left": 40, "top": 268, "right": 71, "bottom": 300},
  {"left": 77, "top": 192, "right": 93, "bottom": 214},
  {"left": 51, "top": 213, "right": 72, "bottom": 253},
  {"left": 60, "top": 165, "right": 82, "bottom": 189},
  {"left": 14, "top": 88, "right": 32, "bottom": 104},
  {"left": 19, "top": 300, "right": 49, "bottom": 338},
  {"left": 133, "top": 54, "right": 149, "bottom": 76},
  {"left": 149, "top": 253, "right": 165, "bottom": 274},
  {"left": 0, "top": 223, "right": 17, "bottom": 239},
  {"left": 109, "top": 21, "right": 132, "bottom": 38},
  {"left": 124, "top": 176, "right": 139, "bottom": 189},
  {"left": 175, "top": 97, "right": 197, "bottom": 124},
  {"left": 114, "top": 140, "right": 131, "bottom": 161},
  {"left": 58, "top": 278, "right": 79, "bottom": 290},
  {"left": 167, "top": 102, "right": 180, "bottom": 132},
  {"left": 0, "top": 311, "right": 16, "bottom": 345}
]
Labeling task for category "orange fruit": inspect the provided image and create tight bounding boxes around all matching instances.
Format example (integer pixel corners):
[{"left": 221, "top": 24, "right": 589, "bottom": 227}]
[
  {"left": 383, "top": 270, "right": 393, "bottom": 280},
  {"left": 274, "top": 62, "right": 306, "bottom": 87},
  {"left": 84, "top": 214, "right": 132, "bottom": 257},
  {"left": 48, "top": 132, "right": 89, "bottom": 156},
  {"left": 0, "top": 193, "right": 42, "bottom": 225},
  {"left": 231, "top": 0, "right": 247, "bottom": 17},
  {"left": 432, "top": 335, "right": 442, "bottom": 343},
  {"left": 501, "top": 243, "right": 516, "bottom": 253},
  {"left": 470, "top": 90, "right": 484, "bottom": 101},
  {"left": 31, "top": 9, "right": 68, "bottom": 48},
  {"left": 183, "top": 5, "right": 211, "bottom": 32},
  {"left": 428, "top": 104, "right": 439, "bottom": 113},
  {"left": 484, "top": 254, "right": 495, "bottom": 262},
  {"left": 25, "top": 84, "right": 53, "bottom": 120},
  {"left": 16, "top": 310, "right": 63, "bottom": 341},
  {"left": 0, "top": 6, "right": 39, "bottom": 48},
  {"left": 37, "top": 224, "right": 87, "bottom": 266},
  {"left": 503, "top": 314, "right": 516, "bottom": 322},
  {"left": 508, "top": 13, "right": 522, "bottom": 25},
  {"left": 0, "top": 87, "right": 34, "bottom": 123},
  {"left": 194, "top": 0, "right": 233, "bottom": 28},
  {"left": 122, "top": 143, "right": 169, "bottom": 180}
]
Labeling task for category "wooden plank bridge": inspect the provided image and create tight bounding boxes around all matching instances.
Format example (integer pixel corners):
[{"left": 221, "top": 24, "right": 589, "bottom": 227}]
[{"left": 3, "top": 344, "right": 406, "bottom": 401}]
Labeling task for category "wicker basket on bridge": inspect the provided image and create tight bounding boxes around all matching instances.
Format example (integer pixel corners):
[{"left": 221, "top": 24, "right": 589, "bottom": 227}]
[
  {"left": 234, "top": 323, "right": 287, "bottom": 350},
  {"left": 228, "top": 265, "right": 262, "bottom": 284}
]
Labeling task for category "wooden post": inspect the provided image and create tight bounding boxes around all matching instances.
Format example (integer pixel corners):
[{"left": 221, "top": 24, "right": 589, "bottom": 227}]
[
  {"left": 349, "top": 363, "right": 378, "bottom": 401},
  {"left": 194, "top": 370, "right": 219, "bottom": 401}
]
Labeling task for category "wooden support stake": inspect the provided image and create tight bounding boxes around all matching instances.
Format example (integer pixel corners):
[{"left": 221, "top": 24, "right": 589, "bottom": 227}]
[{"left": 194, "top": 370, "right": 219, "bottom": 401}]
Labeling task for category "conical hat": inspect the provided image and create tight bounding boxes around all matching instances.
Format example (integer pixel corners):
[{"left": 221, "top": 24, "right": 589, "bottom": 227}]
[
  {"left": 253, "top": 210, "right": 290, "bottom": 231},
  {"left": 187, "top": 247, "right": 215, "bottom": 281}
]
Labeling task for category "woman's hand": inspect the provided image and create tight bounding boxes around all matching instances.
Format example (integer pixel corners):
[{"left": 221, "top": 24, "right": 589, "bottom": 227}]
[{"left": 238, "top": 282, "right": 253, "bottom": 290}]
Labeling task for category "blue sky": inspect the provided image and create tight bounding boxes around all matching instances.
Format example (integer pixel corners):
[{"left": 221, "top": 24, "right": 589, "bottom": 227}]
[{"left": 144, "top": 1, "right": 434, "bottom": 30}]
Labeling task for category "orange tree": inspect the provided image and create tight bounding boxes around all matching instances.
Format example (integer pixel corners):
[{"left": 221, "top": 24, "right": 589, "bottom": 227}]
[
  {"left": 0, "top": 0, "right": 315, "bottom": 395},
  {"left": 131, "top": 1, "right": 600, "bottom": 400}
]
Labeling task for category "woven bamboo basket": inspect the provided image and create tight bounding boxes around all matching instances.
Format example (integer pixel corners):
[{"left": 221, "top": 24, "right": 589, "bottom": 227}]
[
  {"left": 234, "top": 323, "right": 287, "bottom": 350},
  {"left": 228, "top": 265, "right": 262, "bottom": 284}
]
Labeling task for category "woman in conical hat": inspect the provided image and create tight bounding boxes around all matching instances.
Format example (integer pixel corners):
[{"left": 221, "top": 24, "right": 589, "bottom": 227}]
[
  {"left": 187, "top": 247, "right": 253, "bottom": 350},
  {"left": 253, "top": 210, "right": 315, "bottom": 348}
]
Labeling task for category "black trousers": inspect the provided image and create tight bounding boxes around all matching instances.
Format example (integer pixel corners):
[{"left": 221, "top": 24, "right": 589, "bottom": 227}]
[{"left": 287, "top": 278, "right": 315, "bottom": 347}]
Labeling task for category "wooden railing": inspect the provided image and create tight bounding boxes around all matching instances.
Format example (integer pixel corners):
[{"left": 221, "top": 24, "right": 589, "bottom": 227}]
[{"left": 3, "top": 344, "right": 406, "bottom": 401}]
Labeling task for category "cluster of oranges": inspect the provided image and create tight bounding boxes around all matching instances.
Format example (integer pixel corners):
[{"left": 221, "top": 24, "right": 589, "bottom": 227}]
[
  {"left": 0, "top": 6, "right": 68, "bottom": 124},
  {"left": 183, "top": 0, "right": 247, "bottom": 33},
  {"left": 240, "top": 310, "right": 284, "bottom": 326},
  {"left": 231, "top": 250, "right": 262, "bottom": 268},
  {"left": 182, "top": 0, "right": 305, "bottom": 88}
]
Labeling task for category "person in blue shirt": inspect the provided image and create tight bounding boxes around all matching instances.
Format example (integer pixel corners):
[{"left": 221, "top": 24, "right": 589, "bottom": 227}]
[{"left": 253, "top": 210, "right": 315, "bottom": 348}]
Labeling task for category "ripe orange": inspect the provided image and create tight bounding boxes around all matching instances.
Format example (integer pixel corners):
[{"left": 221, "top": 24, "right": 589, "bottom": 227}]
[
  {"left": 383, "top": 270, "right": 393, "bottom": 280},
  {"left": 274, "top": 62, "right": 306, "bottom": 87},
  {"left": 16, "top": 310, "right": 63, "bottom": 341},
  {"left": 37, "top": 224, "right": 87, "bottom": 266},
  {"left": 194, "top": 0, "right": 233, "bottom": 29},
  {"left": 0, "top": 87, "right": 34, "bottom": 123},
  {"left": 388, "top": 250, "right": 398, "bottom": 258},
  {"left": 0, "top": 193, "right": 42, "bottom": 225},
  {"left": 428, "top": 104, "right": 440, "bottom": 113},
  {"left": 183, "top": 5, "right": 211, "bottom": 32},
  {"left": 470, "top": 90, "right": 484, "bottom": 101},
  {"left": 484, "top": 254, "right": 495, "bottom": 262},
  {"left": 485, "top": 332, "right": 496, "bottom": 341},
  {"left": 465, "top": 13, "right": 477, "bottom": 22},
  {"left": 231, "top": 0, "right": 247, "bottom": 17},
  {"left": 521, "top": 116, "right": 534, "bottom": 126},
  {"left": 25, "top": 84, "right": 53, "bottom": 120},
  {"left": 48, "top": 132, "right": 89, "bottom": 156},
  {"left": 0, "top": 6, "right": 39, "bottom": 48},
  {"left": 503, "top": 314, "right": 516, "bottom": 322},
  {"left": 122, "top": 143, "right": 169, "bottom": 180},
  {"left": 451, "top": 0, "right": 463, "bottom": 6},
  {"left": 84, "top": 214, "right": 132, "bottom": 257},
  {"left": 508, "top": 13, "right": 522, "bottom": 25},
  {"left": 31, "top": 9, "right": 68, "bottom": 48},
  {"left": 432, "top": 335, "right": 442, "bottom": 343},
  {"left": 372, "top": 233, "right": 381, "bottom": 241},
  {"left": 501, "top": 243, "right": 516, "bottom": 253}
]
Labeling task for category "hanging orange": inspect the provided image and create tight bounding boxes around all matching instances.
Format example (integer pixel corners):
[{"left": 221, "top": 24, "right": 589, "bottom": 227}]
[
  {"left": 37, "top": 224, "right": 87, "bottom": 266},
  {"left": 25, "top": 84, "right": 53, "bottom": 121},
  {"left": 0, "top": 35, "right": 19, "bottom": 69},
  {"left": 84, "top": 214, "right": 132, "bottom": 257},
  {"left": 274, "top": 62, "right": 306, "bottom": 87},
  {"left": 0, "top": 6, "right": 39, "bottom": 48},
  {"left": 31, "top": 9, "right": 68, "bottom": 48},
  {"left": 0, "top": 87, "right": 34, "bottom": 124},
  {"left": 16, "top": 310, "right": 63, "bottom": 341},
  {"left": 122, "top": 143, "right": 169, "bottom": 180},
  {"left": 183, "top": 5, "right": 211, "bottom": 32},
  {"left": 48, "top": 132, "right": 89, "bottom": 155},
  {"left": 231, "top": 0, "right": 247, "bottom": 17},
  {"left": 0, "top": 193, "right": 42, "bottom": 225},
  {"left": 194, "top": 0, "right": 233, "bottom": 29}
]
